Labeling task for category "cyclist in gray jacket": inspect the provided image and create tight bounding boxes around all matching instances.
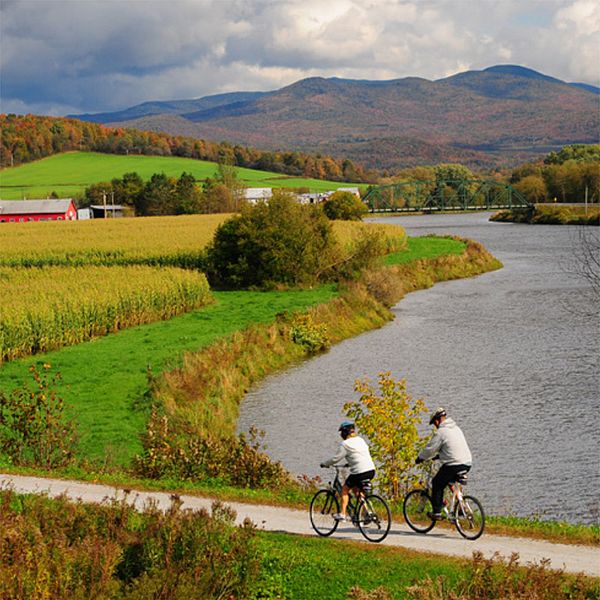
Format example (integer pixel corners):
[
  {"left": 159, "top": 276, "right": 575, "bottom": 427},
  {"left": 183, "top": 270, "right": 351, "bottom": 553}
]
[{"left": 416, "top": 408, "right": 472, "bottom": 519}]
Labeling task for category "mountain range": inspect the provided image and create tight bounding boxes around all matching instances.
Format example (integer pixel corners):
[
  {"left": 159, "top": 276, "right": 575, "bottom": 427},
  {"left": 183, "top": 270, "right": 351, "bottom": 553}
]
[{"left": 72, "top": 65, "right": 600, "bottom": 171}]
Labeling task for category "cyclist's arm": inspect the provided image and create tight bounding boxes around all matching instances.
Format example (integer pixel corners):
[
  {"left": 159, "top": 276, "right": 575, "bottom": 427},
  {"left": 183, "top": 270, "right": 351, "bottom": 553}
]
[
  {"left": 321, "top": 442, "right": 346, "bottom": 467},
  {"left": 418, "top": 433, "right": 442, "bottom": 462}
]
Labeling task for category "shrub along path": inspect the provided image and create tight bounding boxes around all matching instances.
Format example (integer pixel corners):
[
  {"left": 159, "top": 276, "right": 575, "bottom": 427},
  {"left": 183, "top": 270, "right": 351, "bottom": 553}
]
[{"left": 1, "top": 474, "right": 597, "bottom": 578}]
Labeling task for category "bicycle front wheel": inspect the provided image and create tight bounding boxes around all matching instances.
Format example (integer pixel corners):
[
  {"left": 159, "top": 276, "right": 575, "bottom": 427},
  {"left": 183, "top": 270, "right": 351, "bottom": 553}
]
[
  {"left": 309, "top": 489, "right": 340, "bottom": 537},
  {"left": 357, "top": 494, "right": 391, "bottom": 543},
  {"left": 403, "top": 489, "right": 436, "bottom": 533},
  {"left": 454, "top": 494, "right": 485, "bottom": 540}
]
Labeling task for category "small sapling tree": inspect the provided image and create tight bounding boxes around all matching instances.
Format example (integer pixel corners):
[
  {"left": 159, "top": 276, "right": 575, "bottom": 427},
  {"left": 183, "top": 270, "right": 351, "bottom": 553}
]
[
  {"left": 344, "top": 372, "right": 427, "bottom": 499},
  {"left": 0, "top": 364, "right": 77, "bottom": 468}
]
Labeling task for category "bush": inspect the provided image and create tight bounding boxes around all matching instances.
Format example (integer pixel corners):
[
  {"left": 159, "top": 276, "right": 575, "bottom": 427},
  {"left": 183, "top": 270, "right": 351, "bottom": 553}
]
[
  {"left": 0, "top": 365, "right": 77, "bottom": 468},
  {"left": 0, "top": 489, "right": 260, "bottom": 599},
  {"left": 344, "top": 372, "right": 427, "bottom": 499},
  {"left": 289, "top": 313, "right": 330, "bottom": 353},
  {"left": 134, "top": 409, "right": 291, "bottom": 489},
  {"left": 205, "top": 190, "right": 338, "bottom": 288},
  {"left": 406, "top": 551, "right": 599, "bottom": 599},
  {"left": 323, "top": 191, "right": 368, "bottom": 221}
]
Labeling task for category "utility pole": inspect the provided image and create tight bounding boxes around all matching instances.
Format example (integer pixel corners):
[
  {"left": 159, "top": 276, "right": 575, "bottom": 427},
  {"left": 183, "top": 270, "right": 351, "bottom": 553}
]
[
  {"left": 585, "top": 185, "right": 588, "bottom": 216},
  {"left": 111, "top": 190, "right": 115, "bottom": 218},
  {"left": 102, "top": 190, "right": 107, "bottom": 219}
]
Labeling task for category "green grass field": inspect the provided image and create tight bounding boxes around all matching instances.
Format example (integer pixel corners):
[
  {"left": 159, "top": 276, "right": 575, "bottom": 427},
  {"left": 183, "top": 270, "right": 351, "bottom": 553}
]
[
  {"left": 0, "top": 287, "right": 339, "bottom": 465},
  {"left": 0, "top": 237, "right": 461, "bottom": 467},
  {"left": 255, "top": 531, "right": 465, "bottom": 599},
  {"left": 0, "top": 152, "right": 366, "bottom": 199},
  {"left": 384, "top": 236, "right": 466, "bottom": 265}
]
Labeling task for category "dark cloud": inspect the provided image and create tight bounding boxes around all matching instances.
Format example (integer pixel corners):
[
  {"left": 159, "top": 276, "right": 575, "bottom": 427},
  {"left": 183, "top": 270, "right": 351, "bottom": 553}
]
[{"left": 1, "top": 0, "right": 597, "bottom": 116}]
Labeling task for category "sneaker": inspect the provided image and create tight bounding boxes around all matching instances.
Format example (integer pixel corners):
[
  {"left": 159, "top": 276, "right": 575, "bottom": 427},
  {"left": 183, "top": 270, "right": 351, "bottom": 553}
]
[
  {"left": 427, "top": 511, "right": 443, "bottom": 521},
  {"left": 333, "top": 513, "right": 347, "bottom": 521}
]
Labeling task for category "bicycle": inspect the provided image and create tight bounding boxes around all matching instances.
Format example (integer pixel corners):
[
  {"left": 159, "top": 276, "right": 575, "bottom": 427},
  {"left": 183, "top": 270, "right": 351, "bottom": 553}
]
[
  {"left": 402, "top": 469, "right": 485, "bottom": 540},
  {"left": 309, "top": 465, "right": 391, "bottom": 543}
]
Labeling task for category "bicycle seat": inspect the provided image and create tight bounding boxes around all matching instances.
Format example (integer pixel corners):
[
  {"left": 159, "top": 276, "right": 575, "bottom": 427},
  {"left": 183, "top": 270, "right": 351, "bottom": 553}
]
[{"left": 453, "top": 471, "right": 468, "bottom": 485}]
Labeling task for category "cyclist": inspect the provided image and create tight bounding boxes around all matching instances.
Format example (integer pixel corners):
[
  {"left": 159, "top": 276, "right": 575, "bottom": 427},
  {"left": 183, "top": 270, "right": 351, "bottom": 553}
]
[
  {"left": 416, "top": 408, "right": 472, "bottom": 520},
  {"left": 320, "top": 420, "right": 376, "bottom": 521}
]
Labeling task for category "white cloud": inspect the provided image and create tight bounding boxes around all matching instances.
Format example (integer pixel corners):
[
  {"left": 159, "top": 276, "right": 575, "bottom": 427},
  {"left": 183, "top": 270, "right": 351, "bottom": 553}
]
[{"left": 1, "top": 0, "right": 598, "bottom": 115}]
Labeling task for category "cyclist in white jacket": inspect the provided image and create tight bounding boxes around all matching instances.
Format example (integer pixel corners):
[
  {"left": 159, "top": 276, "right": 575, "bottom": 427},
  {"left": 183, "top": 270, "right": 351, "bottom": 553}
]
[
  {"left": 321, "top": 420, "right": 376, "bottom": 521},
  {"left": 416, "top": 408, "right": 472, "bottom": 520}
]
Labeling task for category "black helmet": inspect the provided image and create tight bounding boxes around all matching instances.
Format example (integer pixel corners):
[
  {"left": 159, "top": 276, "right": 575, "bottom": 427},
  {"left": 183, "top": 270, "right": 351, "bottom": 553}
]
[
  {"left": 429, "top": 407, "right": 446, "bottom": 425},
  {"left": 339, "top": 420, "right": 355, "bottom": 437}
]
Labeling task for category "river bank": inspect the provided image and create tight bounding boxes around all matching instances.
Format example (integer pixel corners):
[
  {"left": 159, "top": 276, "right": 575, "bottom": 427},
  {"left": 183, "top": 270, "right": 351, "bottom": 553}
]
[{"left": 240, "top": 212, "right": 599, "bottom": 528}]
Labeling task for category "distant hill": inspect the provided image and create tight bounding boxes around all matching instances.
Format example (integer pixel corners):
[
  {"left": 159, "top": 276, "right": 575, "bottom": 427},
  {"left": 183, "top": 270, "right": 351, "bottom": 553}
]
[{"left": 71, "top": 65, "right": 599, "bottom": 171}]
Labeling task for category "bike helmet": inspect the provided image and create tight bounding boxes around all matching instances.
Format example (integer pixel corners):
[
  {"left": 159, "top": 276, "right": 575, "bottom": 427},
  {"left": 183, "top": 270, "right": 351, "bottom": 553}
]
[
  {"left": 338, "top": 420, "right": 355, "bottom": 438},
  {"left": 429, "top": 407, "right": 446, "bottom": 425}
]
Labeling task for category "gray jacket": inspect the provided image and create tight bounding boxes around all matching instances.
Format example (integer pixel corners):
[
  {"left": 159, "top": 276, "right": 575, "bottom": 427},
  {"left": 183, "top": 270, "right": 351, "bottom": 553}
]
[{"left": 418, "top": 417, "right": 472, "bottom": 466}]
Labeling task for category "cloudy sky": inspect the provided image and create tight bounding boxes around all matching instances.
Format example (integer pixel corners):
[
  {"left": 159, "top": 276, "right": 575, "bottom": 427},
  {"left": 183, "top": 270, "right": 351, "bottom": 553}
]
[{"left": 1, "top": 0, "right": 599, "bottom": 116}]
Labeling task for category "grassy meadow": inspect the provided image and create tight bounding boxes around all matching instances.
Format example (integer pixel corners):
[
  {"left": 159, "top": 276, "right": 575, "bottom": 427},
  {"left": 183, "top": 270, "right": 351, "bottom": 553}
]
[{"left": 0, "top": 151, "right": 367, "bottom": 199}]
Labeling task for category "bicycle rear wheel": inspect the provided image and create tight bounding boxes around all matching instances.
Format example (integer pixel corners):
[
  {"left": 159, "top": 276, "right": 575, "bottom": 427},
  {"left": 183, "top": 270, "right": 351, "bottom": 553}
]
[
  {"left": 309, "top": 489, "right": 340, "bottom": 537},
  {"left": 403, "top": 489, "right": 436, "bottom": 533},
  {"left": 357, "top": 494, "right": 391, "bottom": 543},
  {"left": 454, "top": 494, "right": 485, "bottom": 540}
]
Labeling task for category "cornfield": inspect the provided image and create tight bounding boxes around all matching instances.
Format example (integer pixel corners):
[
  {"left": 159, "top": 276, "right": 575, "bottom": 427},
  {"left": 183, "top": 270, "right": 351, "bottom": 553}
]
[
  {"left": 333, "top": 220, "right": 407, "bottom": 254},
  {"left": 0, "top": 213, "right": 230, "bottom": 268},
  {"left": 0, "top": 266, "right": 212, "bottom": 363}
]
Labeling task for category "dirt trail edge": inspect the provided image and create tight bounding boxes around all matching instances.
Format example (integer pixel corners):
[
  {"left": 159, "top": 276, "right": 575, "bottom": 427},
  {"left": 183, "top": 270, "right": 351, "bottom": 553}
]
[{"left": 1, "top": 474, "right": 598, "bottom": 577}]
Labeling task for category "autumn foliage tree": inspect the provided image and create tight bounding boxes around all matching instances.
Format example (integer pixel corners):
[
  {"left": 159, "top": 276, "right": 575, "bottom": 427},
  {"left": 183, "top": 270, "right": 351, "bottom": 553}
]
[
  {"left": 323, "top": 191, "right": 368, "bottom": 221},
  {"left": 205, "top": 190, "right": 337, "bottom": 288},
  {"left": 344, "top": 372, "right": 427, "bottom": 499}
]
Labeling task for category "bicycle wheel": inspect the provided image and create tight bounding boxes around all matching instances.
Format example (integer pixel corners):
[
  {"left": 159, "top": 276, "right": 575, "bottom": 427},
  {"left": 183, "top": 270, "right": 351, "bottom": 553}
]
[
  {"left": 309, "top": 489, "right": 340, "bottom": 537},
  {"left": 454, "top": 494, "right": 485, "bottom": 540},
  {"left": 357, "top": 494, "right": 391, "bottom": 543},
  {"left": 403, "top": 489, "right": 436, "bottom": 533}
]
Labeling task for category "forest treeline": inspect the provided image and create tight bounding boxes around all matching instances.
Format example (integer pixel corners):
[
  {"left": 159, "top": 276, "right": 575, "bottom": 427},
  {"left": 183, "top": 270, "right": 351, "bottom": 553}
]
[
  {"left": 385, "top": 145, "right": 600, "bottom": 205},
  {"left": 0, "top": 113, "right": 376, "bottom": 183},
  {"left": 2, "top": 114, "right": 598, "bottom": 206}
]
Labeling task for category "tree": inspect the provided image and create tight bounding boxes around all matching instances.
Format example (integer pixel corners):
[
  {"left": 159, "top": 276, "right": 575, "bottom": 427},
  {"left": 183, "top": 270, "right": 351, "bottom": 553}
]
[
  {"left": 322, "top": 191, "right": 368, "bottom": 221},
  {"left": 344, "top": 372, "right": 427, "bottom": 499},
  {"left": 135, "top": 173, "right": 176, "bottom": 216},
  {"left": 215, "top": 155, "right": 246, "bottom": 210},
  {"left": 202, "top": 178, "right": 236, "bottom": 213},
  {"left": 174, "top": 172, "right": 203, "bottom": 214},
  {"left": 205, "top": 190, "right": 337, "bottom": 288},
  {"left": 434, "top": 163, "right": 475, "bottom": 187},
  {"left": 514, "top": 174, "right": 547, "bottom": 204},
  {"left": 111, "top": 171, "right": 144, "bottom": 206},
  {"left": 544, "top": 144, "right": 600, "bottom": 165}
]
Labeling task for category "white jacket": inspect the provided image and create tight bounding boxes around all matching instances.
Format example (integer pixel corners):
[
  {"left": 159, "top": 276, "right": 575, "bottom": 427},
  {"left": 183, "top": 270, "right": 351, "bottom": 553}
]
[
  {"left": 418, "top": 418, "right": 472, "bottom": 466},
  {"left": 322, "top": 435, "right": 376, "bottom": 474}
]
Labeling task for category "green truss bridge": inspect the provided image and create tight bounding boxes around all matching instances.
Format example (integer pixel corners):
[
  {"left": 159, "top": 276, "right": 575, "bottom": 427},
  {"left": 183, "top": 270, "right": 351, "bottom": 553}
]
[{"left": 363, "top": 179, "right": 532, "bottom": 213}]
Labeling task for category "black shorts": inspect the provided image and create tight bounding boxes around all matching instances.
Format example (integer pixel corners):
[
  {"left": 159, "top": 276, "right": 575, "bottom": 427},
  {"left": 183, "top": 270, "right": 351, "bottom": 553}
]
[{"left": 345, "top": 470, "right": 375, "bottom": 489}]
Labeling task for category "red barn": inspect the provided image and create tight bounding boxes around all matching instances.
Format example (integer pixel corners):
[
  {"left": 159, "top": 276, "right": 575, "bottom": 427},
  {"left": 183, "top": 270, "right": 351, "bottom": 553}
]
[{"left": 0, "top": 199, "right": 77, "bottom": 223}]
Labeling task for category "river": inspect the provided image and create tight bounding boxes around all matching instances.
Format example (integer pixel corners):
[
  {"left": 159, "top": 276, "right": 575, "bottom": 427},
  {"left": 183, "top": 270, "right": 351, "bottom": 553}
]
[{"left": 238, "top": 213, "right": 599, "bottom": 524}]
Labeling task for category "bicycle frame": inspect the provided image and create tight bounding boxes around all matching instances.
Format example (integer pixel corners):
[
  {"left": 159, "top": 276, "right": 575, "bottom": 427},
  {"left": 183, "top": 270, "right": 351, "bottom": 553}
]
[
  {"left": 442, "top": 481, "right": 465, "bottom": 522},
  {"left": 329, "top": 466, "right": 365, "bottom": 523}
]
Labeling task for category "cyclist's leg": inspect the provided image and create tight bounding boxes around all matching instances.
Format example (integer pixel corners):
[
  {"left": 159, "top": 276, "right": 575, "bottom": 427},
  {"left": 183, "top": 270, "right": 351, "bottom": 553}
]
[
  {"left": 432, "top": 464, "right": 471, "bottom": 515},
  {"left": 431, "top": 465, "right": 454, "bottom": 515},
  {"left": 339, "top": 483, "right": 351, "bottom": 517}
]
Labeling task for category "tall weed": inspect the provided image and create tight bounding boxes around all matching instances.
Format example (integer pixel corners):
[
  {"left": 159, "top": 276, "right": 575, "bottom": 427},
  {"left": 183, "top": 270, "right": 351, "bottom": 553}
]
[
  {"left": 405, "top": 551, "right": 599, "bottom": 599},
  {"left": 0, "top": 489, "right": 260, "bottom": 599},
  {"left": 0, "top": 365, "right": 77, "bottom": 468}
]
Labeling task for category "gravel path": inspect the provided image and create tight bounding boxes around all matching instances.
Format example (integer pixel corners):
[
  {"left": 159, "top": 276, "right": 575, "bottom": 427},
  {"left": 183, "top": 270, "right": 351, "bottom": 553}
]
[{"left": 1, "top": 474, "right": 598, "bottom": 577}]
